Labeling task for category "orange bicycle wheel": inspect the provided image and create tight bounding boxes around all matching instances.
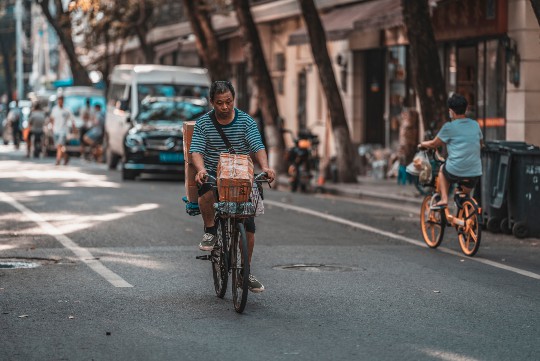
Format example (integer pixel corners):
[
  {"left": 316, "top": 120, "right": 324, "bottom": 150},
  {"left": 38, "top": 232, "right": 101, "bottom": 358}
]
[
  {"left": 420, "top": 194, "right": 445, "bottom": 248},
  {"left": 457, "top": 200, "right": 481, "bottom": 256}
]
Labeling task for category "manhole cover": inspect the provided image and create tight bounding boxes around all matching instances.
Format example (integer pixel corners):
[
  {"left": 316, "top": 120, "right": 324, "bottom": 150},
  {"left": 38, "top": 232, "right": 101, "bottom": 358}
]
[
  {"left": 0, "top": 261, "right": 40, "bottom": 269},
  {"left": 273, "top": 264, "right": 357, "bottom": 272}
]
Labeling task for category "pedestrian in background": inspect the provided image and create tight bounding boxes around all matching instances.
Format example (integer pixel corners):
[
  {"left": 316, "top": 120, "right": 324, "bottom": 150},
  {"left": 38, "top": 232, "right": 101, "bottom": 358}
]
[
  {"left": 50, "top": 94, "right": 76, "bottom": 165},
  {"left": 79, "top": 98, "right": 93, "bottom": 158},
  {"left": 26, "top": 102, "right": 46, "bottom": 158}
]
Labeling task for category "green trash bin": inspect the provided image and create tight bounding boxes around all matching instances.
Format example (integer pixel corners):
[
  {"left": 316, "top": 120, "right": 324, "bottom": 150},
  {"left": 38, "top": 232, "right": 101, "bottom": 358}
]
[
  {"left": 505, "top": 144, "right": 540, "bottom": 238},
  {"left": 481, "top": 141, "right": 529, "bottom": 233}
]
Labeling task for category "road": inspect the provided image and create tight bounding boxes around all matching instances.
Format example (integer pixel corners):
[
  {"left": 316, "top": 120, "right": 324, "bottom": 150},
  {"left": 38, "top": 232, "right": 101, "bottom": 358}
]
[{"left": 1, "top": 146, "right": 539, "bottom": 361}]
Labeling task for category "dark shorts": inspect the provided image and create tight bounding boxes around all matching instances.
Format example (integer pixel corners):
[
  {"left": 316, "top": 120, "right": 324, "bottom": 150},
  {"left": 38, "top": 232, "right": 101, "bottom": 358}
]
[
  {"left": 198, "top": 171, "right": 256, "bottom": 233},
  {"left": 442, "top": 164, "right": 480, "bottom": 189}
]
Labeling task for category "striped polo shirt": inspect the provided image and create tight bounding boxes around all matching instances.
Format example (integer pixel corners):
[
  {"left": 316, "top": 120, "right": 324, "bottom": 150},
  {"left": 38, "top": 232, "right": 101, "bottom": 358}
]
[{"left": 189, "top": 108, "right": 265, "bottom": 173}]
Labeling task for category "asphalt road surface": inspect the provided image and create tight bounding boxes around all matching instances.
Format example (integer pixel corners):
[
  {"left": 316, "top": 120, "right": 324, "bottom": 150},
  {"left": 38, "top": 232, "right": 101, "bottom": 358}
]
[{"left": 1, "top": 146, "right": 539, "bottom": 361}]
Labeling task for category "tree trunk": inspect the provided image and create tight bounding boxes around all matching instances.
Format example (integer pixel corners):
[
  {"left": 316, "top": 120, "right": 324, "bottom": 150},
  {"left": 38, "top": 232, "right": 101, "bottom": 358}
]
[
  {"left": 531, "top": 0, "right": 540, "bottom": 26},
  {"left": 0, "top": 38, "right": 14, "bottom": 104},
  {"left": 298, "top": 0, "right": 357, "bottom": 183},
  {"left": 402, "top": 0, "right": 448, "bottom": 132},
  {"left": 181, "top": 0, "right": 229, "bottom": 81},
  {"left": 232, "top": 0, "right": 286, "bottom": 173},
  {"left": 38, "top": 0, "right": 91, "bottom": 86},
  {"left": 134, "top": 27, "right": 154, "bottom": 64}
]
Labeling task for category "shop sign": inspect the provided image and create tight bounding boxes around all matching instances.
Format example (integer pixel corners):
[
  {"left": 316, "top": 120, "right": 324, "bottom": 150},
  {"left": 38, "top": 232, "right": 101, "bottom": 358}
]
[{"left": 432, "top": 0, "right": 507, "bottom": 41}]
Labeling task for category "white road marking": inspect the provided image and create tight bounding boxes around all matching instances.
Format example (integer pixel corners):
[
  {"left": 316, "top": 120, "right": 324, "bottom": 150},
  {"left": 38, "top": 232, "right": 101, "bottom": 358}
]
[
  {"left": 265, "top": 200, "right": 540, "bottom": 280},
  {"left": 0, "top": 191, "right": 133, "bottom": 288}
]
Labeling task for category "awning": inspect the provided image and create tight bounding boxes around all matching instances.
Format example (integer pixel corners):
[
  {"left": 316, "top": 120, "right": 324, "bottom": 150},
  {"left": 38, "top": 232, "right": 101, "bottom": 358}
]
[{"left": 288, "top": 0, "right": 402, "bottom": 46}]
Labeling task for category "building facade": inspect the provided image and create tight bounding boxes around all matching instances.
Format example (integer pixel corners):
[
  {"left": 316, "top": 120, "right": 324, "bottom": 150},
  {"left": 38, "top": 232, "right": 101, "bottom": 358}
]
[{"left": 107, "top": 0, "right": 540, "bottom": 159}]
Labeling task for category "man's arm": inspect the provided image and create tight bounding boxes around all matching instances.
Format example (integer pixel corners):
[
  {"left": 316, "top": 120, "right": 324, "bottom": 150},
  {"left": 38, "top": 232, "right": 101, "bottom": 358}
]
[
  {"left": 191, "top": 152, "right": 207, "bottom": 184},
  {"left": 252, "top": 149, "right": 275, "bottom": 182},
  {"left": 419, "top": 137, "right": 445, "bottom": 150}
]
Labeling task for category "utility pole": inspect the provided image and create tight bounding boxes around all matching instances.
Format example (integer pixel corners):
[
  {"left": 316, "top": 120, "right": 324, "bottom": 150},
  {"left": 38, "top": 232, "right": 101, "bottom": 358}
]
[{"left": 15, "top": 0, "right": 24, "bottom": 101}]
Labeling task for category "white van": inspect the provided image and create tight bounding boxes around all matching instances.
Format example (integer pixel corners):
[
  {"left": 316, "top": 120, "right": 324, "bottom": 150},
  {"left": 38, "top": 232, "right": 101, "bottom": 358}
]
[{"left": 105, "top": 64, "right": 210, "bottom": 169}]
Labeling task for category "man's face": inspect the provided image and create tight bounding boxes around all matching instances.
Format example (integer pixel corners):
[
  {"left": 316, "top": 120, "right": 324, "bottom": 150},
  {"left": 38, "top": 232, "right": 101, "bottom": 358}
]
[
  {"left": 58, "top": 97, "right": 64, "bottom": 107},
  {"left": 211, "top": 91, "right": 234, "bottom": 119}
]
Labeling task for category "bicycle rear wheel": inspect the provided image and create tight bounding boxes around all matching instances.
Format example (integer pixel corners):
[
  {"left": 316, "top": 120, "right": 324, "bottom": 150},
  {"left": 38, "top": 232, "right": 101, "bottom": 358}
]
[
  {"left": 231, "top": 222, "right": 250, "bottom": 313},
  {"left": 457, "top": 200, "right": 481, "bottom": 256},
  {"left": 420, "top": 194, "right": 445, "bottom": 248},
  {"left": 211, "top": 217, "right": 228, "bottom": 298}
]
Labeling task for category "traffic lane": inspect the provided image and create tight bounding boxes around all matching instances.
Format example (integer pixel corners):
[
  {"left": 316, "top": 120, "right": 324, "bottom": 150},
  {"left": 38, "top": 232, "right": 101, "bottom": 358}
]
[
  {"left": 2, "top": 244, "right": 535, "bottom": 361},
  {"left": 0, "top": 160, "right": 196, "bottom": 249},
  {"left": 3, "top": 243, "right": 535, "bottom": 361},
  {"left": 268, "top": 190, "right": 540, "bottom": 274}
]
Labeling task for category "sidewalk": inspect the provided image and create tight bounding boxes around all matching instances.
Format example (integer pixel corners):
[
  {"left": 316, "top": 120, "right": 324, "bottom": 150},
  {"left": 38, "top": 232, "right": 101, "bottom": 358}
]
[{"left": 277, "top": 175, "right": 424, "bottom": 206}]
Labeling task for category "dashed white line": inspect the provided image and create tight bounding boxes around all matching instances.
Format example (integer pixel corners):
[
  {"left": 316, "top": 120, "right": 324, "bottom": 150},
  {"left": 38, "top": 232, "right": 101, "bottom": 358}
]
[
  {"left": 0, "top": 191, "right": 133, "bottom": 288},
  {"left": 265, "top": 200, "right": 540, "bottom": 280}
]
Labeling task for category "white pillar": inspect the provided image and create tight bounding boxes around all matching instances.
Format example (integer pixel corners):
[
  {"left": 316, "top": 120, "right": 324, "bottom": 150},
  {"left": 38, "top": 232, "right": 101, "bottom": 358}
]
[
  {"left": 506, "top": 0, "right": 540, "bottom": 145},
  {"left": 15, "top": 0, "right": 24, "bottom": 100}
]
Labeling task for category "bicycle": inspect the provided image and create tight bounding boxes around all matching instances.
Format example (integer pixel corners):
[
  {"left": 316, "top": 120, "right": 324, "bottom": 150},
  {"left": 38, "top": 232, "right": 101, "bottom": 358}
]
[
  {"left": 193, "top": 172, "right": 270, "bottom": 313},
  {"left": 418, "top": 148, "right": 482, "bottom": 256}
]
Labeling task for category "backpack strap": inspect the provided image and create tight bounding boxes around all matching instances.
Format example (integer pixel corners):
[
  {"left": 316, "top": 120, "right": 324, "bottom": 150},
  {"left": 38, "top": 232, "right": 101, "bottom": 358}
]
[{"left": 209, "top": 110, "right": 236, "bottom": 154}]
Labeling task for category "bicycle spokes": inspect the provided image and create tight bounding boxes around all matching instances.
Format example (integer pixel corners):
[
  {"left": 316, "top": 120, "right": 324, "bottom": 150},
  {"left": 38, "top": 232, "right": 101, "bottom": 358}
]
[
  {"left": 457, "top": 201, "right": 481, "bottom": 256},
  {"left": 421, "top": 195, "right": 445, "bottom": 248}
]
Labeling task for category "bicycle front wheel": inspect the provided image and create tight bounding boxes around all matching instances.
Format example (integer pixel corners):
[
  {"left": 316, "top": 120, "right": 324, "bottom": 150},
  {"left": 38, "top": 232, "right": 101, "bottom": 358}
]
[
  {"left": 457, "top": 200, "right": 481, "bottom": 256},
  {"left": 211, "top": 217, "right": 228, "bottom": 298},
  {"left": 420, "top": 194, "right": 445, "bottom": 248},
  {"left": 231, "top": 222, "right": 250, "bottom": 313}
]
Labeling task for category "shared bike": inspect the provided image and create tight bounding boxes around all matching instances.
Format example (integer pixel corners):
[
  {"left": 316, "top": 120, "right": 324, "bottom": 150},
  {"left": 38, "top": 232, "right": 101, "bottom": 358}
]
[
  {"left": 418, "top": 148, "right": 483, "bottom": 256},
  {"left": 195, "top": 172, "right": 269, "bottom": 313}
]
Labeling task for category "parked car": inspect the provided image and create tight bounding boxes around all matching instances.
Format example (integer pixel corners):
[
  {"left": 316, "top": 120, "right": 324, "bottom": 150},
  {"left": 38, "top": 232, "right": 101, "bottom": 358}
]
[
  {"left": 43, "top": 87, "right": 106, "bottom": 156},
  {"left": 105, "top": 64, "right": 210, "bottom": 170},
  {"left": 122, "top": 96, "right": 209, "bottom": 180}
]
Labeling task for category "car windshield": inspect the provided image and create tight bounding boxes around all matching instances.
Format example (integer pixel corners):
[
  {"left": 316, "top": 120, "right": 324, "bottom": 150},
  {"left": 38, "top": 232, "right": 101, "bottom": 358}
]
[
  {"left": 136, "top": 98, "right": 207, "bottom": 124},
  {"left": 63, "top": 95, "right": 106, "bottom": 116},
  {"left": 137, "top": 84, "right": 208, "bottom": 109}
]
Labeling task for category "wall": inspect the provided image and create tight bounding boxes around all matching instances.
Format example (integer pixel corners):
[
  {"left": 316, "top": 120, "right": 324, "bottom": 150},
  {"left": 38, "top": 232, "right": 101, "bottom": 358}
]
[{"left": 506, "top": 0, "right": 540, "bottom": 145}]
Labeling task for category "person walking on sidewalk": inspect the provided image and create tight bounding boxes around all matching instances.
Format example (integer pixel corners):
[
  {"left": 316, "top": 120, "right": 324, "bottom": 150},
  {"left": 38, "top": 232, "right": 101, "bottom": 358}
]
[
  {"left": 50, "top": 94, "right": 76, "bottom": 165},
  {"left": 189, "top": 80, "right": 275, "bottom": 293},
  {"left": 419, "top": 93, "right": 483, "bottom": 209},
  {"left": 26, "top": 102, "right": 46, "bottom": 158}
]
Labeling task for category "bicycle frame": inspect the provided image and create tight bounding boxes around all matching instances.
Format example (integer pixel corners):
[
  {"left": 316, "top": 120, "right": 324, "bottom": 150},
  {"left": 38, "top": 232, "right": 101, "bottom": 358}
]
[{"left": 420, "top": 149, "right": 482, "bottom": 256}]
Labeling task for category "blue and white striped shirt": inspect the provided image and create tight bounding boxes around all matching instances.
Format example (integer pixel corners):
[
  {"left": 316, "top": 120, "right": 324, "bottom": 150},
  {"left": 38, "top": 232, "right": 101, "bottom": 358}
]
[{"left": 189, "top": 108, "right": 265, "bottom": 173}]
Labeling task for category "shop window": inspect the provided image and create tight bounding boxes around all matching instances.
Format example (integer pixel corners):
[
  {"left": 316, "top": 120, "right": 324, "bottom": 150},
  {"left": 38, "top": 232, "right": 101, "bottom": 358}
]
[{"left": 387, "top": 46, "right": 407, "bottom": 148}]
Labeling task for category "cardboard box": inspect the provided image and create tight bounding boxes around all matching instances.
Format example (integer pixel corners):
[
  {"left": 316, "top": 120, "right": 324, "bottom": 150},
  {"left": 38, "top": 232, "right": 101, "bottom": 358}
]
[
  {"left": 182, "top": 121, "right": 196, "bottom": 163},
  {"left": 217, "top": 153, "right": 254, "bottom": 202}
]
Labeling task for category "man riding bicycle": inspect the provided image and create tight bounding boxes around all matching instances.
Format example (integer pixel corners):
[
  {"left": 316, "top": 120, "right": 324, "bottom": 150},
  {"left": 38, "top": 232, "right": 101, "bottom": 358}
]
[
  {"left": 189, "top": 81, "right": 275, "bottom": 293},
  {"left": 419, "top": 93, "right": 483, "bottom": 209}
]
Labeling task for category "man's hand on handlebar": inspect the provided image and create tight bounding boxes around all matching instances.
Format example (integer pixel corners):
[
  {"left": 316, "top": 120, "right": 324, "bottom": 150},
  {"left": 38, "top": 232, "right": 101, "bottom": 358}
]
[
  {"left": 261, "top": 168, "right": 276, "bottom": 183},
  {"left": 195, "top": 169, "right": 208, "bottom": 185}
]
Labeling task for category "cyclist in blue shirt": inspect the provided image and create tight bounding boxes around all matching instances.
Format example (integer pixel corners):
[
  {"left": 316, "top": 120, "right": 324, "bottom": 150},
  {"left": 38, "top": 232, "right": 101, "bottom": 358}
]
[{"left": 419, "top": 93, "right": 483, "bottom": 209}]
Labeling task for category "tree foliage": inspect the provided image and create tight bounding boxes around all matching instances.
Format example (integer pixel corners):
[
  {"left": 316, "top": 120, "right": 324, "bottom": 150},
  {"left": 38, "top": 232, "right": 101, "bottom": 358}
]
[{"left": 36, "top": 0, "right": 92, "bottom": 85}]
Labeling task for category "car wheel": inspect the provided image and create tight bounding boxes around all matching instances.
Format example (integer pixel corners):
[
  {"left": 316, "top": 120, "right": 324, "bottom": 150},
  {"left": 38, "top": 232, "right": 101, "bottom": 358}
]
[{"left": 122, "top": 167, "right": 137, "bottom": 181}]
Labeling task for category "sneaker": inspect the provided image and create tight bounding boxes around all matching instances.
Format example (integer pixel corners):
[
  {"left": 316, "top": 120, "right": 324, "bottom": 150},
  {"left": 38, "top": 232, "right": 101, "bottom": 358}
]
[
  {"left": 248, "top": 274, "right": 265, "bottom": 293},
  {"left": 199, "top": 233, "right": 216, "bottom": 251}
]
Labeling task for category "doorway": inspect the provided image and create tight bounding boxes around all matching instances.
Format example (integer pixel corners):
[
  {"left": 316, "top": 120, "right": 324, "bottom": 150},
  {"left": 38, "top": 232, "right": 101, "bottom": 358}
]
[{"left": 364, "top": 49, "right": 385, "bottom": 145}]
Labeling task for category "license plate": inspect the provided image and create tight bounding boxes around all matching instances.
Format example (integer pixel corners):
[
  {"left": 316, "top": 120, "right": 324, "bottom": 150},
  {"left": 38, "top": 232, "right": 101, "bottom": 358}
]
[{"left": 159, "top": 152, "right": 184, "bottom": 163}]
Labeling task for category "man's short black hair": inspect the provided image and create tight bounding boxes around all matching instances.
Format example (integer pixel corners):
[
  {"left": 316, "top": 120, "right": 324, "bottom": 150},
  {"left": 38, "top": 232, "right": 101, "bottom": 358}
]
[
  {"left": 447, "top": 93, "right": 468, "bottom": 115},
  {"left": 209, "top": 81, "right": 235, "bottom": 102},
  {"left": 94, "top": 103, "right": 102, "bottom": 110}
]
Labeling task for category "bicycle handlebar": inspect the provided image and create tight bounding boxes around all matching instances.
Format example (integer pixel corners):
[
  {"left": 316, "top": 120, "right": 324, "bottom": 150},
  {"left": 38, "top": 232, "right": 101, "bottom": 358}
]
[{"left": 201, "top": 172, "right": 270, "bottom": 184}]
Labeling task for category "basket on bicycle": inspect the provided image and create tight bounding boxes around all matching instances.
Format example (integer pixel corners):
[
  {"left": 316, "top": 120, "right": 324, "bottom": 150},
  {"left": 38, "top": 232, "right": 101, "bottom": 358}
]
[
  {"left": 214, "top": 183, "right": 263, "bottom": 218},
  {"left": 214, "top": 153, "right": 262, "bottom": 218}
]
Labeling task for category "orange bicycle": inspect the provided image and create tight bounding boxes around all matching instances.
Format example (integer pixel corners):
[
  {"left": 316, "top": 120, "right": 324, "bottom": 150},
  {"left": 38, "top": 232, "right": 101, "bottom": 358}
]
[{"left": 419, "top": 149, "right": 482, "bottom": 256}]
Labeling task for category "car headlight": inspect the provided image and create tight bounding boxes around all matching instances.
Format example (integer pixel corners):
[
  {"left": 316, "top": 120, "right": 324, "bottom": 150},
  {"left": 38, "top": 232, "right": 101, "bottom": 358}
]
[{"left": 125, "top": 134, "right": 145, "bottom": 151}]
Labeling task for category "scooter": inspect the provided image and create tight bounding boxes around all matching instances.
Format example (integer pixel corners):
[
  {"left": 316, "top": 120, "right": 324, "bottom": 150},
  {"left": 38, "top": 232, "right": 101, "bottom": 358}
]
[{"left": 283, "top": 129, "right": 320, "bottom": 192}]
